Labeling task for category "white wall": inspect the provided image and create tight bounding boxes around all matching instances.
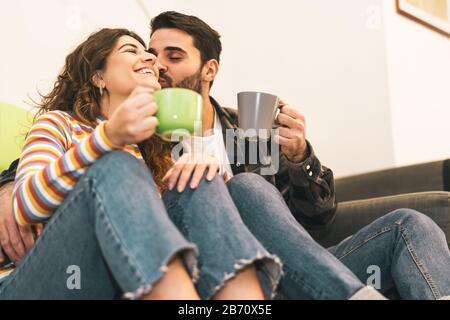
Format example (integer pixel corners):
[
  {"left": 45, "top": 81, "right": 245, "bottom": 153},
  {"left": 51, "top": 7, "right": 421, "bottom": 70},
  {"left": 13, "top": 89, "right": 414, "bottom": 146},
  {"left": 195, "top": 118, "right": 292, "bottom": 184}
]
[
  {"left": 141, "top": 0, "right": 397, "bottom": 177},
  {"left": 1, "top": 0, "right": 448, "bottom": 177},
  {"left": 0, "top": 0, "right": 173, "bottom": 109},
  {"left": 382, "top": 1, "right": 450, "bottom": 167}
]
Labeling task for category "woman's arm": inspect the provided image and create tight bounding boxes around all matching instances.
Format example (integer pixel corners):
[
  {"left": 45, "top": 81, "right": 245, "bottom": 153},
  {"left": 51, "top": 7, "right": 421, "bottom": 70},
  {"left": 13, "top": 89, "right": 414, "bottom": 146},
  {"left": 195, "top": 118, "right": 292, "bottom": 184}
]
[{"left": 13, "top": 111, "right": 118, "bottom": 226}]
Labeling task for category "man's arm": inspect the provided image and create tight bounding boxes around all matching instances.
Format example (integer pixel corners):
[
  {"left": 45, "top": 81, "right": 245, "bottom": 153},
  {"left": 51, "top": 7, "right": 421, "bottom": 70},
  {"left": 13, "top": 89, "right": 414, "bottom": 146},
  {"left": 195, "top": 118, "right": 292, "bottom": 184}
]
[
  {"left": 0, "top": 159, "right": 41, "bottom": 265},
  {"left": 220, "top": 104, "right": 336, "bottom": 234},
  {"left": 0, "top": 159, "right": 26, "bottom": 265},
  {"left": 275, "top": 141, "right": 337, "bottom": 235},
  {"left": 272, "top": 102, "right": 337, "bottom": 234},
  {"left": 0, "top": 159, "right": 19, "bottom": 188}
]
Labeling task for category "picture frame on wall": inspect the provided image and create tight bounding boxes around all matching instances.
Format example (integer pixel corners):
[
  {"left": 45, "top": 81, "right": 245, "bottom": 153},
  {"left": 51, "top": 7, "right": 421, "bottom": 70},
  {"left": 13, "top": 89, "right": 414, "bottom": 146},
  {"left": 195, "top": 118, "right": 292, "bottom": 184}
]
[{"left": 396, "top": 0, "right": 450, "bottom": 37}]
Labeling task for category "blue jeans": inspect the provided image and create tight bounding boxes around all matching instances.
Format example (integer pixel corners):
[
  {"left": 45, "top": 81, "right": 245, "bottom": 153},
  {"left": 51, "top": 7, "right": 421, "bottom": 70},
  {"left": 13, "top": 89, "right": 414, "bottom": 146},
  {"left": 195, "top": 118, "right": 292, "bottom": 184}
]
[
  {"left": 327, "top": 208, "right": 450, "bottom": 299},
  {"left": 226, "top": 173, "right": 370, "bottom": 299},
  {"left": 0, "top": 151, "right": 281, "bottom": 299},
  {"left": 227, "top": 173, "right": 450, "bottom": 300}
]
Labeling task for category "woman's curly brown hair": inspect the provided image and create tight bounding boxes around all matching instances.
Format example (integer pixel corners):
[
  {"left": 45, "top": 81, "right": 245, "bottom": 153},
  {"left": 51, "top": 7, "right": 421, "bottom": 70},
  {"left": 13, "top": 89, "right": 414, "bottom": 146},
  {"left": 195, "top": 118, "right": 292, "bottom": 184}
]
[{"left": 35, "top": 28, "right": 173, "bottom": 192}]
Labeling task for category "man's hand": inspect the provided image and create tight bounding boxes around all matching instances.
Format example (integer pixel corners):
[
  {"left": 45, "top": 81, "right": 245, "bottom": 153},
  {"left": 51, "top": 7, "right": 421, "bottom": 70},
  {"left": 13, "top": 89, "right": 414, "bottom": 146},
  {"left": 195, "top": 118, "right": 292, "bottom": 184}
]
[
  {"left": 274, "top": 100, "right": 308, "bottom": 163},
  {"left": 0, "top": 182, "right": 35, "bottom": 265},
  {"left": 162, "top": 154, "right": 221, "bottom": 192}
]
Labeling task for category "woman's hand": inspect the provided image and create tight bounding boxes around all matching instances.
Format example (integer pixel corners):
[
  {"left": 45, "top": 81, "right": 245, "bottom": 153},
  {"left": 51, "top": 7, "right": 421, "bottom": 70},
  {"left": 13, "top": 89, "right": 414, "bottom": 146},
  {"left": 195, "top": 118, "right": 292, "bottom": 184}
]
[
  {"left": 105, "top": 86, "right": 159, "bottom": 147},
  {"left": 162, "top": 153, "right": 222, "bottom": 192}
]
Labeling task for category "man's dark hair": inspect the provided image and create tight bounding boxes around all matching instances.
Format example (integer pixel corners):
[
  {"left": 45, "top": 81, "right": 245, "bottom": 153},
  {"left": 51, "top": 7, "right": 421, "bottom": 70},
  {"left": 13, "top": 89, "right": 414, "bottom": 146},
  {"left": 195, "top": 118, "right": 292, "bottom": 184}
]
[{"left": 150, "top": 11, "right": 222, "bottom": 65}]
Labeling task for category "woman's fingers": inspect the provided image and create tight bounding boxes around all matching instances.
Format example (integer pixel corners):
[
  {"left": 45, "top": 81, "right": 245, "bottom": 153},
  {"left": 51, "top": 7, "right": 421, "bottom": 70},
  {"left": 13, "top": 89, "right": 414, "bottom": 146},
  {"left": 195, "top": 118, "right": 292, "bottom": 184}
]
[
  {"left": 135, "top": 117, "right": 159, "bottom": 141},
  {"left": 190, "top": 163, "right": 208, "bottom": 189},
  {"left": 176, "top": 163, "right": 196, "bottom": 192},
  {"left": 166, "top": 155, "right": 189, "bottom": 190},
  {"left": 137, "top": 102, "right": 158, "bottom": 118},
  {"left": 163, "top": 154, "right": 222, "bottom": 192},
  {"left": 162, "top": 167, "right": 174, "bottom": 183},
  {"left": 206, "top": 162, "right": 220, "bottom": 181}
]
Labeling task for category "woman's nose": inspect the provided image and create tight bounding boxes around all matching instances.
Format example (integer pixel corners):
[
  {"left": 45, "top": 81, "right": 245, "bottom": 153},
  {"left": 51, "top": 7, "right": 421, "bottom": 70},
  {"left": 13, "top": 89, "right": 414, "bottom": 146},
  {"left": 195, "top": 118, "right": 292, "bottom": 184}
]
[{"left": 143, "top": 52, "right": 156, "bottom": 64}]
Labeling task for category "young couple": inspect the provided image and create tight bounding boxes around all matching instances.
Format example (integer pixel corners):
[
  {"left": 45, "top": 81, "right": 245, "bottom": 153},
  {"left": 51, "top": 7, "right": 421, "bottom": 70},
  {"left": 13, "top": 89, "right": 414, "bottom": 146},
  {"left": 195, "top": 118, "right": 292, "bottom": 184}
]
[{"left": 0, "top": 11, "right": 449, "bottom": 300}]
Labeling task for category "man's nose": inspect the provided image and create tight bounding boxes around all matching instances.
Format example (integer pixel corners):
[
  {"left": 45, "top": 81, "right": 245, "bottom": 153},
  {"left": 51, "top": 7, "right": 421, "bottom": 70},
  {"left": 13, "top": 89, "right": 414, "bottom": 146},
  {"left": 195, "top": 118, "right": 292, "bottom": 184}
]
[{"left": 155, "top": 60, "right": 167, "bottom": 74}]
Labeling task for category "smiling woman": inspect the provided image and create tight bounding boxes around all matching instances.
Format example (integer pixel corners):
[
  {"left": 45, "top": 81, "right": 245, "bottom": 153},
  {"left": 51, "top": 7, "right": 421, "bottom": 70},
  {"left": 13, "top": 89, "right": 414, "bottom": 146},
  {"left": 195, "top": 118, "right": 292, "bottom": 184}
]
[
  {"left": 0, "top": 28, "right": 200, "bottom": 299},
  {"left": 95, "top": 38, "right": 160, "bottom": 104}
]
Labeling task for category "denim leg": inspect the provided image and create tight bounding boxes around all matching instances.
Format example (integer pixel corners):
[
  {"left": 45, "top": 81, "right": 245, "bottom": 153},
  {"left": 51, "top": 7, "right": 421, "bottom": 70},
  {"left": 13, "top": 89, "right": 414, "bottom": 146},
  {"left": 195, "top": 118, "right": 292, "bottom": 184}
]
[
  {"left": 226, "top": 173, "right": 366, "bottom": 300},
  {"left": 163, "top": 174, "right": 283, "bottom": 300},
  {"left": 0, "top": 151, "right": 197, "bottom": 299},
  {"left": 328, "top": 208, "right": 450, "bottom": 300}
]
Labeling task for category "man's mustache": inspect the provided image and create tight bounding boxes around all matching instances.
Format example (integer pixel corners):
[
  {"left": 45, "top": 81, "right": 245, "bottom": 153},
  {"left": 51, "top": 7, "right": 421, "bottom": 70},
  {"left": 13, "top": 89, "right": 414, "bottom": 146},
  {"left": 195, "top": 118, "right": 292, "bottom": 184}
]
[
  {"left": 158, "top": 70, "right": 202, "bottom": 94},
  {"left": 159, "top": 72, "right": 173, "bottom": 87}
]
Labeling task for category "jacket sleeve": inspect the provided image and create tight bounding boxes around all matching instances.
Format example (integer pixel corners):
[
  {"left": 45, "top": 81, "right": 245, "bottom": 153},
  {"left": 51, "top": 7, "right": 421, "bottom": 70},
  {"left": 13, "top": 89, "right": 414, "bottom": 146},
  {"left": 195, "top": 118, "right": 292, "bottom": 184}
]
[
  {"left": 221, "top": 106, "right": 337, "bottom": 234},
  {"left": 275, "top": 140, "right": 337, "bottom": 234},
  {"left": 0, "top": 159, "right": 19, "bottom": 189}
]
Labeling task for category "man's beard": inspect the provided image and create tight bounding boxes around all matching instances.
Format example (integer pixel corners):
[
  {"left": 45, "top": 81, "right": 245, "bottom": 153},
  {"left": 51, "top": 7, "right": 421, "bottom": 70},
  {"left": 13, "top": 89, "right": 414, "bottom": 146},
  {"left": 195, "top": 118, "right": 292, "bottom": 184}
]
[{"left": 160, "top": 69, "right": 202, "bottom": 94}]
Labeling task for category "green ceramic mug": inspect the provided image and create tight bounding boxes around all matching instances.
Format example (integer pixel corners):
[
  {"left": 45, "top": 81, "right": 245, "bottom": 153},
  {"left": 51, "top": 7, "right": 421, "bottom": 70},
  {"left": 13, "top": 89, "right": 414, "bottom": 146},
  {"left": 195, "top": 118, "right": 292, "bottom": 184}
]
[{"left": 153, "top": 88, "right": 203, "bottom": 141}]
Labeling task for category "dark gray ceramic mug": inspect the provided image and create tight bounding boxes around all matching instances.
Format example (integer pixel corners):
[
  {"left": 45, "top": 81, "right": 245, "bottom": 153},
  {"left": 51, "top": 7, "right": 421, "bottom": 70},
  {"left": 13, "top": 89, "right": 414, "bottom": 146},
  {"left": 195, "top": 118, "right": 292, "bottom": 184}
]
[{"left": 237, "top": 91, "right": 280, "bottom": 139}]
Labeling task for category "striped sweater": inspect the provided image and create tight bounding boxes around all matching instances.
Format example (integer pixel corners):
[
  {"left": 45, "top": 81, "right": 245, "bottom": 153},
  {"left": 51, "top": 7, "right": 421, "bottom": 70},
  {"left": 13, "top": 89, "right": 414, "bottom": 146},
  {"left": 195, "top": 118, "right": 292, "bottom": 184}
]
[
  {"left": 12, "top": 110, "right": 142, "bottom": 226},
  {"left": 0, "top": 111, "right": 143, "bottom": 283}
]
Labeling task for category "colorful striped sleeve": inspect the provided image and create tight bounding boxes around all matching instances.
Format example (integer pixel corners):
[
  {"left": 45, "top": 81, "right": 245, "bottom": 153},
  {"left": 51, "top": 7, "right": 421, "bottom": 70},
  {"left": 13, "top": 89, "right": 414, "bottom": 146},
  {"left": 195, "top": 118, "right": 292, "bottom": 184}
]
[{"left": 12, "top": 111, "right": 119, "bottom": 226}]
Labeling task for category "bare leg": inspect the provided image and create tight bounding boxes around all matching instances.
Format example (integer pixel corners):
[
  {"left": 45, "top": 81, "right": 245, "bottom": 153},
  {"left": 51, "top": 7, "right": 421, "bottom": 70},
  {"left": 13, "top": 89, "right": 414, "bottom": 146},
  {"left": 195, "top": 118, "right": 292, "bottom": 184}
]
[
  {"left": 142, "top": 256, "right": 200, "bottom": 300},
  {"left": 213, "top": 265, "right": 265, "bottom": 300}
]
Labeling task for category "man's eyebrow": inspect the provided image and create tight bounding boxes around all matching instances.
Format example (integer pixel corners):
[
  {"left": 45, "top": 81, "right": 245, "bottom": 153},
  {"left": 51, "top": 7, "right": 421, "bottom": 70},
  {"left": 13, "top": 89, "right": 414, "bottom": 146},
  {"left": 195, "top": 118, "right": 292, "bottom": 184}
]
[
  {"left": 164, "top": 46, "right": 188, "bottom": 54},
  {"left": 147, "top": 46, "right": 187, "bottom": 55},
  {"left": 118, "top": 43, "right": 139, "bottom": 51}
]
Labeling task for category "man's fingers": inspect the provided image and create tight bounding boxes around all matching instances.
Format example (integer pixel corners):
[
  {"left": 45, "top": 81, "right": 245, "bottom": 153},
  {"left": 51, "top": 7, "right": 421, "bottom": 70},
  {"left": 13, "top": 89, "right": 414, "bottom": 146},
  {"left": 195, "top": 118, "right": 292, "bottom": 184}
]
[
  {"left": 276, "top": 113, "right": 299, "bottom": 129},
  {"left": 277, "top": 127, "right": 297, "bottom": 139},
  {"left": 18, "top": 226, "right": 35, "bottom": 252},
  {"left": 278, "top": 99, "right": 286, "bottom": 107},
  {"left": 279, "top": 105, "right": 305, "bottom": 121},
  {"left": 6, "top": 219, "right": 26, "bottom": 260},
  {"left": 1, "top": 243, "right": 20, "bottom": 264},
  {"left": 0, "top": 223, "right": 21, "bottom": 264},
  {"left": 274, "top": 134, "right": 293, "bottom": 147}
]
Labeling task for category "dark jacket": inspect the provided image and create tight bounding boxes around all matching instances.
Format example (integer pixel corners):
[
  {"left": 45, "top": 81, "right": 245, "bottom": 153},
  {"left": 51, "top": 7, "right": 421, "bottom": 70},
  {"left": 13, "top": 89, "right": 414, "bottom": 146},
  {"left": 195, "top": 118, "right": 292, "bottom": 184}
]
[
  {"left": 212, "top": 97, "right": 337, "bottom": 236},
  {"left": 0, "top": 159, "right": 19, "bottom": 189}
]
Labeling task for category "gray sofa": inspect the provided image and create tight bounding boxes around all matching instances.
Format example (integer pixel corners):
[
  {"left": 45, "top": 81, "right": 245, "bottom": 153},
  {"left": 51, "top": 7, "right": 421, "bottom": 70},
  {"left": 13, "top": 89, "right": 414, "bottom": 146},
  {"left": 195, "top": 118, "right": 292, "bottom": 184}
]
[{"left": 314, "top": 159, "right": 450, "bottom": 248}]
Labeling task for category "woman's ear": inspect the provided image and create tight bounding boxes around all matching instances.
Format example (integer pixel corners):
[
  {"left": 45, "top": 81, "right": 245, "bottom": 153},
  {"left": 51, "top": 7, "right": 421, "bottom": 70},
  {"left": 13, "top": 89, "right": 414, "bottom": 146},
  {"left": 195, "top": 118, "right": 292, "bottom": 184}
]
[
  {"left": 202, "top": 59, "right": 219, "bottom": 83},
  {"left": 92, "top": 72, "right": 105, "bottom": 89}
]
